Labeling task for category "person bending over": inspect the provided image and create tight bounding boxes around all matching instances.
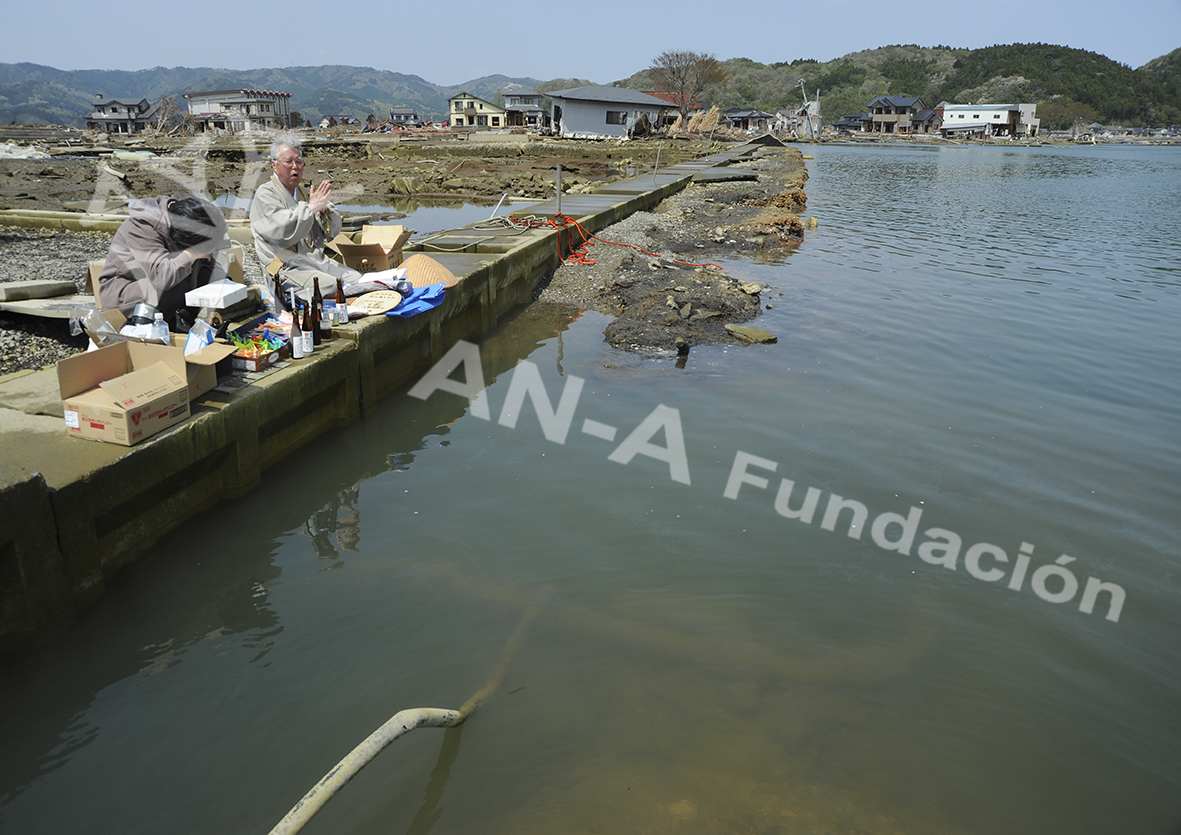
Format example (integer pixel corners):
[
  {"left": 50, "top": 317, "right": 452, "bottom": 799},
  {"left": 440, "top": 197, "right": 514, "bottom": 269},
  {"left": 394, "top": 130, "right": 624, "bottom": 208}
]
[{"left": 98, "top": 194, "right": 229, "bottom": 331}]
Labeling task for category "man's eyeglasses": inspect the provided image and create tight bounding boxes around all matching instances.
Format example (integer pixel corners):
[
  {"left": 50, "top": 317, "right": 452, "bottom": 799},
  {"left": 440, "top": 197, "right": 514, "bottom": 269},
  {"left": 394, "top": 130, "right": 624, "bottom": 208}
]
[{"left": 275, "top": 157, "right": 304, "bottom": 167}]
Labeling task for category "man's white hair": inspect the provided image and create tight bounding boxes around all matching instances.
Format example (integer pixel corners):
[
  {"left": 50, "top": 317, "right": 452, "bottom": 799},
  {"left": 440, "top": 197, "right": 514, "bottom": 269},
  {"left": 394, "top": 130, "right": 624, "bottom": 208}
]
[{"left": 269, "top": 133, "right": 302, "bottom": 160}]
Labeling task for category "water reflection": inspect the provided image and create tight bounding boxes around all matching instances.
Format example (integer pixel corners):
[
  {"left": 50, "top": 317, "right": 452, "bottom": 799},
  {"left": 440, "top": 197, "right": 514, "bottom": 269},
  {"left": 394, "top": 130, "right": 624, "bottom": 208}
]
[
  {"left": 4, "top": 145, "right": 1180, "bottom": 835},
  {"left": 303, "top": 483, "right": 362, "bottom": 560}
]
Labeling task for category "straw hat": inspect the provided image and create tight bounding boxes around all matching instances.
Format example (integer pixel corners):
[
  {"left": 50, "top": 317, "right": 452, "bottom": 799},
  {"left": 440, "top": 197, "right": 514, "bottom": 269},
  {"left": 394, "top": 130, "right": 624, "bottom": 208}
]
[{"left": 401, "top": 254, "right": 458, "bottom": 288}]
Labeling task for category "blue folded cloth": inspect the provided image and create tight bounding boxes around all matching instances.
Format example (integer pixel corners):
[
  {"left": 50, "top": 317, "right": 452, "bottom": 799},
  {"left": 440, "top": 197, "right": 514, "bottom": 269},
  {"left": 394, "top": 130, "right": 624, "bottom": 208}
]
[{"left": 385, "top": 282, "right": 446, "bottom": 317}]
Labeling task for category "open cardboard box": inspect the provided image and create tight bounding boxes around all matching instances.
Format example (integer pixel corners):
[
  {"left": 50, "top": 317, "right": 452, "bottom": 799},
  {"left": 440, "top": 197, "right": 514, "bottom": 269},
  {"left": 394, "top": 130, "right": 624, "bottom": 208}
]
[
  {"left": 86, "top": 241, "right": 246, "bottom": 306},
  {"left": 327, "top": 225, "right": 412, "bottom": 274},
  {"left": 58, "top": 342, "right": 190, "bottom": 446},
  {"left": 83, "top": 310, "right": 238, "bottom": 400}
]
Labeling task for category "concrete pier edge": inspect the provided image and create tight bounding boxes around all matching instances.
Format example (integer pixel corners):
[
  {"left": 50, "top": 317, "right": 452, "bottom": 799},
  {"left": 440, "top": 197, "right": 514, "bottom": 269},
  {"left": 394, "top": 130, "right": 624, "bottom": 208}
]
[{"left": 0, "top": 141, "right": 770, "bottom": 652}]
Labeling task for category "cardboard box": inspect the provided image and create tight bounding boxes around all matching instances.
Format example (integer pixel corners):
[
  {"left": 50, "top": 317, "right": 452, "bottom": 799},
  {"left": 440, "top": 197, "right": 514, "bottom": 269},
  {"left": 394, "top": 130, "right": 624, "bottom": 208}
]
[
  {"left": 86, "top": 259, "right": 105, "bottom": 301},
  {"left": 223, "top": 241, "right": 246, "bottom": 283},
  {"left": 168, "top": 334, "right": 239, "bottom": 399},
  {"left": 81, "top": 310, "right": 237, "bottom": 400},
  {"left": 85, "top": 242, "right": 245, "bottom": 307},
  {"left": 58, "top": 342, "right": 190, "bottom": 446},
  {"left": 327, "top": 225, "right": 412, "bottom": 273},
  {"left": 185, "top": 279, "right": 249, "bottom": 309},
  {"left": 231, "top": 342, "right": 289, "bottom": 372}
]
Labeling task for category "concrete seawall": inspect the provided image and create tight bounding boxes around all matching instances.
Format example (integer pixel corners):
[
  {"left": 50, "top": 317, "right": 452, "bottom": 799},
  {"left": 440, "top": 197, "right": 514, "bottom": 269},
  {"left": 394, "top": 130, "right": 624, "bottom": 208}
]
[{"left": 0, "top": 141, "right": 771, "bottom": 652}]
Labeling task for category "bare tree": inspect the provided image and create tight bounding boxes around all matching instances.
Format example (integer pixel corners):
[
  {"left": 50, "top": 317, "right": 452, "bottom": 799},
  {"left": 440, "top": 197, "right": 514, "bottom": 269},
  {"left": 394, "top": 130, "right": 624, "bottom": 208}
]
[
  {"left": 648, "top": 50, "right": 727, "bottom": 126},
  {"left": 155, "top": 96, "right": 187, "bottom": 133}
]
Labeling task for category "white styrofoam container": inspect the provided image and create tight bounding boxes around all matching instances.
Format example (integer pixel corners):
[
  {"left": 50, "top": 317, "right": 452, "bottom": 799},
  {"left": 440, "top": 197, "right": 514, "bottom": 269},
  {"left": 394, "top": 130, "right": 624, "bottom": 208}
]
[{"left": 185, "top": 279, "right": 249, "bottom": 309}]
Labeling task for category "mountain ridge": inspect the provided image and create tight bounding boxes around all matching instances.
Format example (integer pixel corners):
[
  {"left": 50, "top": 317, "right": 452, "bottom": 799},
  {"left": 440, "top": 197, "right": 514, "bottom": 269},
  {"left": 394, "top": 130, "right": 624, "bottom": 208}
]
[{"left": 2, "top": 43, "right": 1178, "bottom": 129}]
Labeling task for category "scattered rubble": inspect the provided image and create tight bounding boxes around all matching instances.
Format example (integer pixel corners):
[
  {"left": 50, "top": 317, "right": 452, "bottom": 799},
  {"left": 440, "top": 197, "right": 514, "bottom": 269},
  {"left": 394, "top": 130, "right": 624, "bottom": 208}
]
[{"left": 535, "top": 146, "right": 807, "bottom": 353}]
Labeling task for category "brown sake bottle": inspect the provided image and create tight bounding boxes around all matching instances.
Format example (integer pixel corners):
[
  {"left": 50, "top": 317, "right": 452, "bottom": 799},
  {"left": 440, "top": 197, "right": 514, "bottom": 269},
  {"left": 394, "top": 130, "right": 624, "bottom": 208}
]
[
  {"left": 313, "top": 278, "right": 331, "bottom": 341},
  {"left": 301, "top": 303, "right": 315, "bottom": 354},
  {"left": 310, "top": 284, "right": 322, "bottom": 346},
  {"left": 335, "top": 277, "right": 347, "bottom": 323}
]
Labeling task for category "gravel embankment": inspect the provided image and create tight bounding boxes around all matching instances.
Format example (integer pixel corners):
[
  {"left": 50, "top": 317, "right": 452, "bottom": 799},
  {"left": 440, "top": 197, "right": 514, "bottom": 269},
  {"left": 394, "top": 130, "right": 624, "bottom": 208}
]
[
  {"left": 0, "top": 228, "right": 111, "bottom": 375},
  {"left": 0, "top": 226, "right": 266, "bottom": 376}
]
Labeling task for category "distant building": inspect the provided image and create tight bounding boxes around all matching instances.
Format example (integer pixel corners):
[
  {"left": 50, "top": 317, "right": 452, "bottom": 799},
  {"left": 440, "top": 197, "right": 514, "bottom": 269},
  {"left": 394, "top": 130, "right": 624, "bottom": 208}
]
[
  {"left": 547, "top": 86, "right": 670, "bottom": 139},
  {"left": 501, "top": 84, "right": 544, "bottom": 128},
  {"left": 831, "top": 113, "right": 868, "bottom": 133},
  {"left": 864, "top": 96, "right": 940, "bottom": 134},
  {"left": 774, "top": 109, "right": 803, "bottom": 134},
  {"left": 183, "top": 89, "right": 292, "bottom": 134},
  {"left": 644, "top": 91, "right": 704, "bottom": 127},
  {"left": 938, "top": 103, "right": 1040, "bottom": 138},
  {"left": 447, "top": 92, "right": 506, "bottom": 128},
  {"left": 318, "top": 115, "right": 362, "bottom": 128},
  {"left": 723, "top": 108, "right": 775, "bottom": 133},
  {"left": 86, "top": 95, "right": 157, "bottom": 134},
  {"left": 389, "top": 106, "right": 420, "bottom": 125}
]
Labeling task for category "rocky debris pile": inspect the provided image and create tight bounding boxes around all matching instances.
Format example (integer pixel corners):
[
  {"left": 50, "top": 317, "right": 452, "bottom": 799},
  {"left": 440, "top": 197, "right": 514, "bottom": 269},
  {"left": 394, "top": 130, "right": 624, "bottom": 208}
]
[
  {"left": 536, "top": 146, "right": 808, "bottom": 354},
  {"left": 602, "top": 264, "right": 763, "bottom": 352}
]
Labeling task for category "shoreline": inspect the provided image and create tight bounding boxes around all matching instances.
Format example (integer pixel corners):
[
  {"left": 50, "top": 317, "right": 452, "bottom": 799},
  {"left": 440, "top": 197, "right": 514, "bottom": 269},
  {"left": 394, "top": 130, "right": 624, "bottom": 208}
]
[{"left": 1, "top": 138, "right": 809, "bottom": 375}]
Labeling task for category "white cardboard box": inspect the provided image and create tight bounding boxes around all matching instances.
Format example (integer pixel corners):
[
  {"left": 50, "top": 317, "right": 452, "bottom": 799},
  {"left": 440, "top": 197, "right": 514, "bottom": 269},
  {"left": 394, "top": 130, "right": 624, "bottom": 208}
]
[{"left": 185, "top": 279, "right": 249, "bottom": 309}]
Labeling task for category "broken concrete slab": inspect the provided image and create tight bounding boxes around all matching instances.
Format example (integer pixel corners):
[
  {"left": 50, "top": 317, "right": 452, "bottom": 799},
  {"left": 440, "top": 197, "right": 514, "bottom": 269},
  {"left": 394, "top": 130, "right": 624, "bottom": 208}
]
[
  {"left": 0, "top": 294, "right": 95, "bottom": 319},
  {"left": 0, "top": 279, "right": 79, "bottom": 302},
  {"left": 691, "top": 168, "right": 758, "bottom": 183}
]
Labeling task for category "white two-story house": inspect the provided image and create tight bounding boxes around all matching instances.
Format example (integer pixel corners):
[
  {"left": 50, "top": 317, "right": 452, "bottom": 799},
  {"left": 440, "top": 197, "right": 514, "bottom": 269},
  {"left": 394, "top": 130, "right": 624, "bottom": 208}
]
[{"left": 447, "top": 92, "right": 506, "bottom": 128}]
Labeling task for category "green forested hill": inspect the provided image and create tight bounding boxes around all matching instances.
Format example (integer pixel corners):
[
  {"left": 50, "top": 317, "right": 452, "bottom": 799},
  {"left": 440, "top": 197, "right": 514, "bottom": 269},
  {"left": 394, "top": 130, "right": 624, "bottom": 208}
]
[
  {"left": 623, "top": 43, "right": 1181, "bottom": 129},
  {"left": 2, "top": 44, "right": 1179, "bottom": 129}
]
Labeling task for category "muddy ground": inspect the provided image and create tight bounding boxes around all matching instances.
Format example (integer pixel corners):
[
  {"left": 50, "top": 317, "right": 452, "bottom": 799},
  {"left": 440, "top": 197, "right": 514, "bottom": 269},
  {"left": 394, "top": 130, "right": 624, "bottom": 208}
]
[
  {"left": 0, "top": 132, "right": 809, "bottom": 373},
  {"left": 0, "top": 132, "right": 713, "bottom": 215}
]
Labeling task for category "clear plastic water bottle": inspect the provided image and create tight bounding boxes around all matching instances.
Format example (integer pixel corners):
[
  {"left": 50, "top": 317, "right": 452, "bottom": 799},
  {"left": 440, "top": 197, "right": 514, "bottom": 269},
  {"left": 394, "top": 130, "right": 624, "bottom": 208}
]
[{"left": 151, "top": 312, "right": 169, "bottom": 343}]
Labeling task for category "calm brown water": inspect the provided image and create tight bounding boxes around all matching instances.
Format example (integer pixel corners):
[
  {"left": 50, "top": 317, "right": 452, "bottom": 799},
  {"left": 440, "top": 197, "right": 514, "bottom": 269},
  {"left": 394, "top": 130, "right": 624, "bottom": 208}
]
[{"left": 2, "top": 143, "right": 1179, "bottom": 834}]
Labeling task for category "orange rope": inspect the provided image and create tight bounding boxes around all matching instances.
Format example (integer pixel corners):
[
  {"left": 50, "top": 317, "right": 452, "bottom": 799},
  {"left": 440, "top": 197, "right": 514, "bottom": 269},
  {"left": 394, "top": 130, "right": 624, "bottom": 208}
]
[{"left": 508, "top": 213, "right": 725, "bottom": 271}]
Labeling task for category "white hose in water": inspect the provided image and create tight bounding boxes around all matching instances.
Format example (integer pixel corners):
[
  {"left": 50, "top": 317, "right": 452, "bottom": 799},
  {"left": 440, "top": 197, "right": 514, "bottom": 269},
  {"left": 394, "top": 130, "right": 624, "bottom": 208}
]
[{"left": 266, "top": 603, "right": 540, "bottom": 835}]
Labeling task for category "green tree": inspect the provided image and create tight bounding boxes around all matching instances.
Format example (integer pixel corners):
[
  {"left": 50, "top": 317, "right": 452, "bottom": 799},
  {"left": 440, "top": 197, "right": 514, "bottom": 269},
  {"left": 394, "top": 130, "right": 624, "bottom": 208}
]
[{"left": 648, "top": 50, "right": 728, "bottom": 125}]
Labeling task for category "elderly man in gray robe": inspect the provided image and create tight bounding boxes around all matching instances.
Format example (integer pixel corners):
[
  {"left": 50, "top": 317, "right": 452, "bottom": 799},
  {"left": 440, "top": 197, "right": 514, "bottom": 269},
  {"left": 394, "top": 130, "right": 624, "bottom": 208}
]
[{"left": 251, "top": 134, "right": 400, "bottom": 307}]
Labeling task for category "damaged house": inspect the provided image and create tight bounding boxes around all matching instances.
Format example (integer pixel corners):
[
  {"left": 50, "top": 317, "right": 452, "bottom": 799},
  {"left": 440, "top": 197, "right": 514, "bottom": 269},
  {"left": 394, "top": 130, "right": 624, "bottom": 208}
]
[
  {"left": 86, "top": 95, "right": 157, "bottom": 134},
  {"left": 547, "top": 86, "right": 670, "bottom": 139},
  {"left": 183, "top": 89, "right": 292, "bottom": 134}
]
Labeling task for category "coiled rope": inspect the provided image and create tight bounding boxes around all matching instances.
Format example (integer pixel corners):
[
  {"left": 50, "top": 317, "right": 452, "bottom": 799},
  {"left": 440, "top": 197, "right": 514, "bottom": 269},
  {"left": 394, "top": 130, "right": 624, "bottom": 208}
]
[{"left": 509, "top": 212, "right": 725, "bottom": 271}]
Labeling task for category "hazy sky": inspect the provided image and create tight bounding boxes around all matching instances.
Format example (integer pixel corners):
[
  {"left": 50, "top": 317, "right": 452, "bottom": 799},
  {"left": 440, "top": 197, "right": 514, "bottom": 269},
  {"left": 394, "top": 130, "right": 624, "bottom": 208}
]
[{"left": 7, "top": 0, "right": 1178, "bottom": 85}]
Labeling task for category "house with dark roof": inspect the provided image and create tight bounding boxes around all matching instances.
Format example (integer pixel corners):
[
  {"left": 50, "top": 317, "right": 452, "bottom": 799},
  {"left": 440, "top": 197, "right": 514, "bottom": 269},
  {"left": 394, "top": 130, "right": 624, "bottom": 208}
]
[
  {"left": 832, "top": 113, "right": 868, "bottom": 134},
  {"left": 864, "top": 96, "right": 940, "bottom": 134},
  {"left": 318, "top": 115, "right": 362, "bottom": 129},
  {"left": 723, "top": 109, "right": 775, "bottom": 133},
  {"left": 547, "top": 86, "right": 671, "bottom": 139},
  {"left": 86, "top": 95, "right": 157, "bottom": 134},
  {"left": 501, "top": 84, "right": 544, "bottom": 128},
  {"left": 389, "top": 107, "right": 420, "bottom": 126}
]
